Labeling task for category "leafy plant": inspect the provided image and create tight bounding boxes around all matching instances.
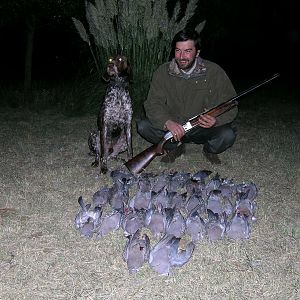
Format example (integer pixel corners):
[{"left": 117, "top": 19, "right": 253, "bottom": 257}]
[{"left": 73, "top": 0, "right": 205, "bottom": 84}]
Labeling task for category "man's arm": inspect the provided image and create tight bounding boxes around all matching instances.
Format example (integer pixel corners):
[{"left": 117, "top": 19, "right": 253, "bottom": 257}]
[
  {"left": 208, "top": 65, "right": 238, "bottom": 126},
  {"left": 143, "top": 65, "right": 175, "bottom": 129}
]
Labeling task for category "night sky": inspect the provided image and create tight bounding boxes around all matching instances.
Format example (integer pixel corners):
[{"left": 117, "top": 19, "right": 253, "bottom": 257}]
[{"left": 0, "top": 0, "right": 298, "bottom": 85}]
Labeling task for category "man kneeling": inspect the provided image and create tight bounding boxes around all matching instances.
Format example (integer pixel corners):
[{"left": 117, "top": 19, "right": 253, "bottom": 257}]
[{"left": 137, "top": 29, "right": 237, "bottom": 165}]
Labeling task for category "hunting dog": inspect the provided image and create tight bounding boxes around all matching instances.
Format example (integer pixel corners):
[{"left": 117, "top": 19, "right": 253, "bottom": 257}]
[{"left": 89, "top": 55, "right": 133, "bottom": 174}]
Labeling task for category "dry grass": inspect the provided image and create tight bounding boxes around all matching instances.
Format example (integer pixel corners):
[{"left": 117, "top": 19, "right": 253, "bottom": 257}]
[{"left": 0, "top": 88, "right": 299, "bottom": 299}]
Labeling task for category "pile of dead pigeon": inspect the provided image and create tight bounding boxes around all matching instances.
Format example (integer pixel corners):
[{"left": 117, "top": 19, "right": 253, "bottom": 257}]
[{"left": 74, "top": 169, "right": 258, "bottom": 275}]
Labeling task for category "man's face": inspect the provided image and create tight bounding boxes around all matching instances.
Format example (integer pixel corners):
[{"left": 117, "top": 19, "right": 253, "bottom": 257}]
[{"left": 174, "top": 40, "right": 199, "bottom": 70}]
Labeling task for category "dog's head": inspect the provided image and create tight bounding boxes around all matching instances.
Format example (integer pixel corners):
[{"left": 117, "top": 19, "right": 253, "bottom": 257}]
[{"left": 102, "top": 55, "right": 131, "bottom": 82}]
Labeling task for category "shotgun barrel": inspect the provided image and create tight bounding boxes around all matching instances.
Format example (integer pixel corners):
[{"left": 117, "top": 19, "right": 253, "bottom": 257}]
[{"left": 125, "top": 73, "right": 280, "bottom": 175}]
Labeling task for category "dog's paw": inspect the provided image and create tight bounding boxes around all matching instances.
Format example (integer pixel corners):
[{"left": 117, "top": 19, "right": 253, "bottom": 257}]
[
  {"left": 91, "top": 161, "right": 99, "bottom": 167},
  {"left": 100, "top": 166, "right": 108, "bottom": 174}
]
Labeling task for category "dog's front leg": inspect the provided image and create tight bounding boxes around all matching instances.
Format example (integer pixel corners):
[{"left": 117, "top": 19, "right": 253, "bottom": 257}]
[
  {"left": 100, "top": 127, "right": 109, "bottom": 174},
  {"left": 91, "top": 131, "right": 100, "bottom": 167},
  {"left": 125, "top": 123, "right": 133, "bottom": 159}
]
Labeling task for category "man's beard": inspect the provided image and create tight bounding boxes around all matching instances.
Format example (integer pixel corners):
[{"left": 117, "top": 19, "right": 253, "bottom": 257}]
[{"left": 175, "top": 57, "right": 196, "bottom": 70}]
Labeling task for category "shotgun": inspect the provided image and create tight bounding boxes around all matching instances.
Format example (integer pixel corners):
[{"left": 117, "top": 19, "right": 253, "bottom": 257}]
[{"left": 125, "top": 73, "right": 280, "bottom": 175}]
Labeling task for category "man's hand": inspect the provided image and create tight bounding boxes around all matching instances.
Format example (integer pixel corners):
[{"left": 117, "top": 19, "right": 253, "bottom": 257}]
[
  {"left": 164, "top": 120, "right": 185, "bottom": 141},
  {"left": 197, "top": 114, "right": 216, "bottom": 128}
]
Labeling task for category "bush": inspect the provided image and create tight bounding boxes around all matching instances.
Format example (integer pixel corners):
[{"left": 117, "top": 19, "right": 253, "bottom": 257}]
[{"left": 73, "top": 0, "right": 205, "bottom": 108}]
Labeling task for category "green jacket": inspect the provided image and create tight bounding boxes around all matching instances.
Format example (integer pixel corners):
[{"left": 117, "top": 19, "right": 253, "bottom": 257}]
[{"left": 144, "top": 57, "right": 238, "bottom": 129}]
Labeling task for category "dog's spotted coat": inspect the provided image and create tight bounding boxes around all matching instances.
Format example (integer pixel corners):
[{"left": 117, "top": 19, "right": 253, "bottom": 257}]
[{"left": 89, "top": 55, "right": 133, "bottom": 174}]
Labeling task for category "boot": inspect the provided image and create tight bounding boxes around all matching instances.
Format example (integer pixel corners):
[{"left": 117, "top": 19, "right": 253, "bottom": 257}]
[{"left": 203, "top": 148, "right": 221, "bottom": 165}]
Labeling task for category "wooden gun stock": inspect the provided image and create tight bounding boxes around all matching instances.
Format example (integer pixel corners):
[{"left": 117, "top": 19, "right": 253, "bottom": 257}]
[
  {"left": 125, "top": 73, "right": 280, "bottom": 175},
  {"left": 124, "top": 139, "right": 167, "bottom": 175}
]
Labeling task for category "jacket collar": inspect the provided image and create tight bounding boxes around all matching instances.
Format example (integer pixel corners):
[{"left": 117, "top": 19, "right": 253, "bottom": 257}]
[{"left": 168, "top": 57, "right": 207, "bottom": 79}]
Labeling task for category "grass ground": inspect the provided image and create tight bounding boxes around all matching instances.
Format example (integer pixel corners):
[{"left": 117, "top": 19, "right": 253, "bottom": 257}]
[{"left": 0, "top": 80, "right": 299, "bottom": 299}]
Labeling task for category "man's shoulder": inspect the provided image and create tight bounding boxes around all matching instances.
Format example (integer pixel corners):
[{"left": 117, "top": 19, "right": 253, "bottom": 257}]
[
  {"left": 202, "top": 58, "right": 225, "bottom": 73},
  {"left": 154, "top": 62, "right": 170, "bottom": 73},
  {"left": 151, "top": 62, "right": 172, "bottom": 80}
]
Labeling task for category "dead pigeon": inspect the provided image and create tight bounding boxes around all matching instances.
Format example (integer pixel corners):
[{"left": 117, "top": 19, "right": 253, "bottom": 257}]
[
  {"left": 75, "top": 197, "right": 102, "bottom": 229},
  {"left": 110, "top": 169, "right": 135, "bottom": 185},
  {"left": 96, "top": 209, "right": 122, "bottom": 238},
  {"left": 191, "top": 170, "right": 212, "bottom": 184},
  {"left": 205, "top": 173, "right": 222, "bottom": 196},
  {"left": 149, "top": 234, "right": 195, "bottom": 275},
  {"left": 165, "top": 208, "right": 186, "bottom": 238},
  {"left": 235, "top": 190, "right": 257, "bottom": 222},
  {"left": 236, "top": 182, "right": 258, "bottom": 202},
  {"left": 169, "top": 237, "right": 195, "bottom": 267},
  {"left": 74, "top": 196, "right": 91, "bottom": 229},
  {"left": 123, "top": 230, "right": 150, "bottom": 274},
  {"left": 218, "top": 178, "right": 236, "bottom": 200},
  {"left": 121, "top": 207, "right": 145, "bottom": 236},
  {"left": 207, "top": 190, "right": 223, "bottom": 215},
  {"left": 151, "top": 171, "right": 171, "bottom": 193},
  {"left": 185, "top": 193, "right": 204, "bottom": 214},
  {"left": 152, "top": 186, "right": 170, "bottom": 209},
  {"left": 109, "top": 178, "right": 130, "bottom": 211},
  {"left": 185, "top": 169, "right": 212, "bottom": 195},
  {"left": 168, "top": 191, "right": 187, "bottom": 209},
  {"left": 92, "top": 185, "right": 110, "bottom": 207},
  {"left": 186, "top": 208, "right": 206, "bottom": 242},
  {"left": 78, "top": 222, "right": 94, "bottom": 237},
  {"left": 167, "top": 171, "right": 190, "bottom": 192},
  {"left": 226, "top": 212, "right": 250, "bottom": 240},
  {"left": 206, "top": 209, "right": 226, "bottom": 242},
  {"left": 149, "top": 234, "right": 175, "bottom": 276},
  {"left": 145, "top": 203, "right": 167, "bottom": 238},
  {"left": 78, "top": 207, "right": 102, "bottom": 237},
  {"left": 129, "top": 189, "right": 152, "bottom": 211},
  {"left": 223, "top": 197, "right": 234, "bottom": 217},
  {"left": 136, "top": 174, "right": 152, "bottom": 192},
  {"left": 185, "top": 178, "right": 201, "bottom": 195}
]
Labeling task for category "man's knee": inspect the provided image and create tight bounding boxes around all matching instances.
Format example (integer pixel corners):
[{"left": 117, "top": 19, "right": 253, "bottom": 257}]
[
  {"left": 208, "top": 126, "right": 237, "bottom": 153},
  {"left": 136, "top": 119, "right": 149, "bottom": 136},
  {"left": 136, "top": 118, "right": 164, "bottom": 144},
  {"left": 221, "top": 126, "right": 236, "bottom": 145}
]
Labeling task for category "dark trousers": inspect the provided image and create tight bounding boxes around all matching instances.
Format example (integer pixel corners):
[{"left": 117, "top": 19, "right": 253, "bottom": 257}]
[{"left": 136, "top": 118, "right": 237, "bottom": 153}]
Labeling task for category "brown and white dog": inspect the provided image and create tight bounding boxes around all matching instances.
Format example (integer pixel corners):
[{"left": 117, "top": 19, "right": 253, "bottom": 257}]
[{"left": 89, "top": 55, "right": 133, "bottom": 174}]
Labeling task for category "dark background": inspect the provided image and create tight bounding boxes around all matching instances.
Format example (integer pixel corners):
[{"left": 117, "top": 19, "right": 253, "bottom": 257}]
[{"left": 0, "top": 0, "right": 298, "bottom": 86}]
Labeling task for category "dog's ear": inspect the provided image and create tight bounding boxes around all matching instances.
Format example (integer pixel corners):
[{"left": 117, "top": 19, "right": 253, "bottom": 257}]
[
  {"left": 122, "top": 56, "right": 132, "bottom": 82},
  {"left": 126, "top": 62, "right": 132, "bottom": 82},
  {"left": 102, "top": 57, "right": 113, "bottom": 82},
  {"left": 126, "top": 58, "right": 132, "bottom": 78},
  {"left": 102, "top": 65, "right": 110, "bottom": 82},
  {"left": 102, "top": 71, "right": 110, "bottom": 82}
]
